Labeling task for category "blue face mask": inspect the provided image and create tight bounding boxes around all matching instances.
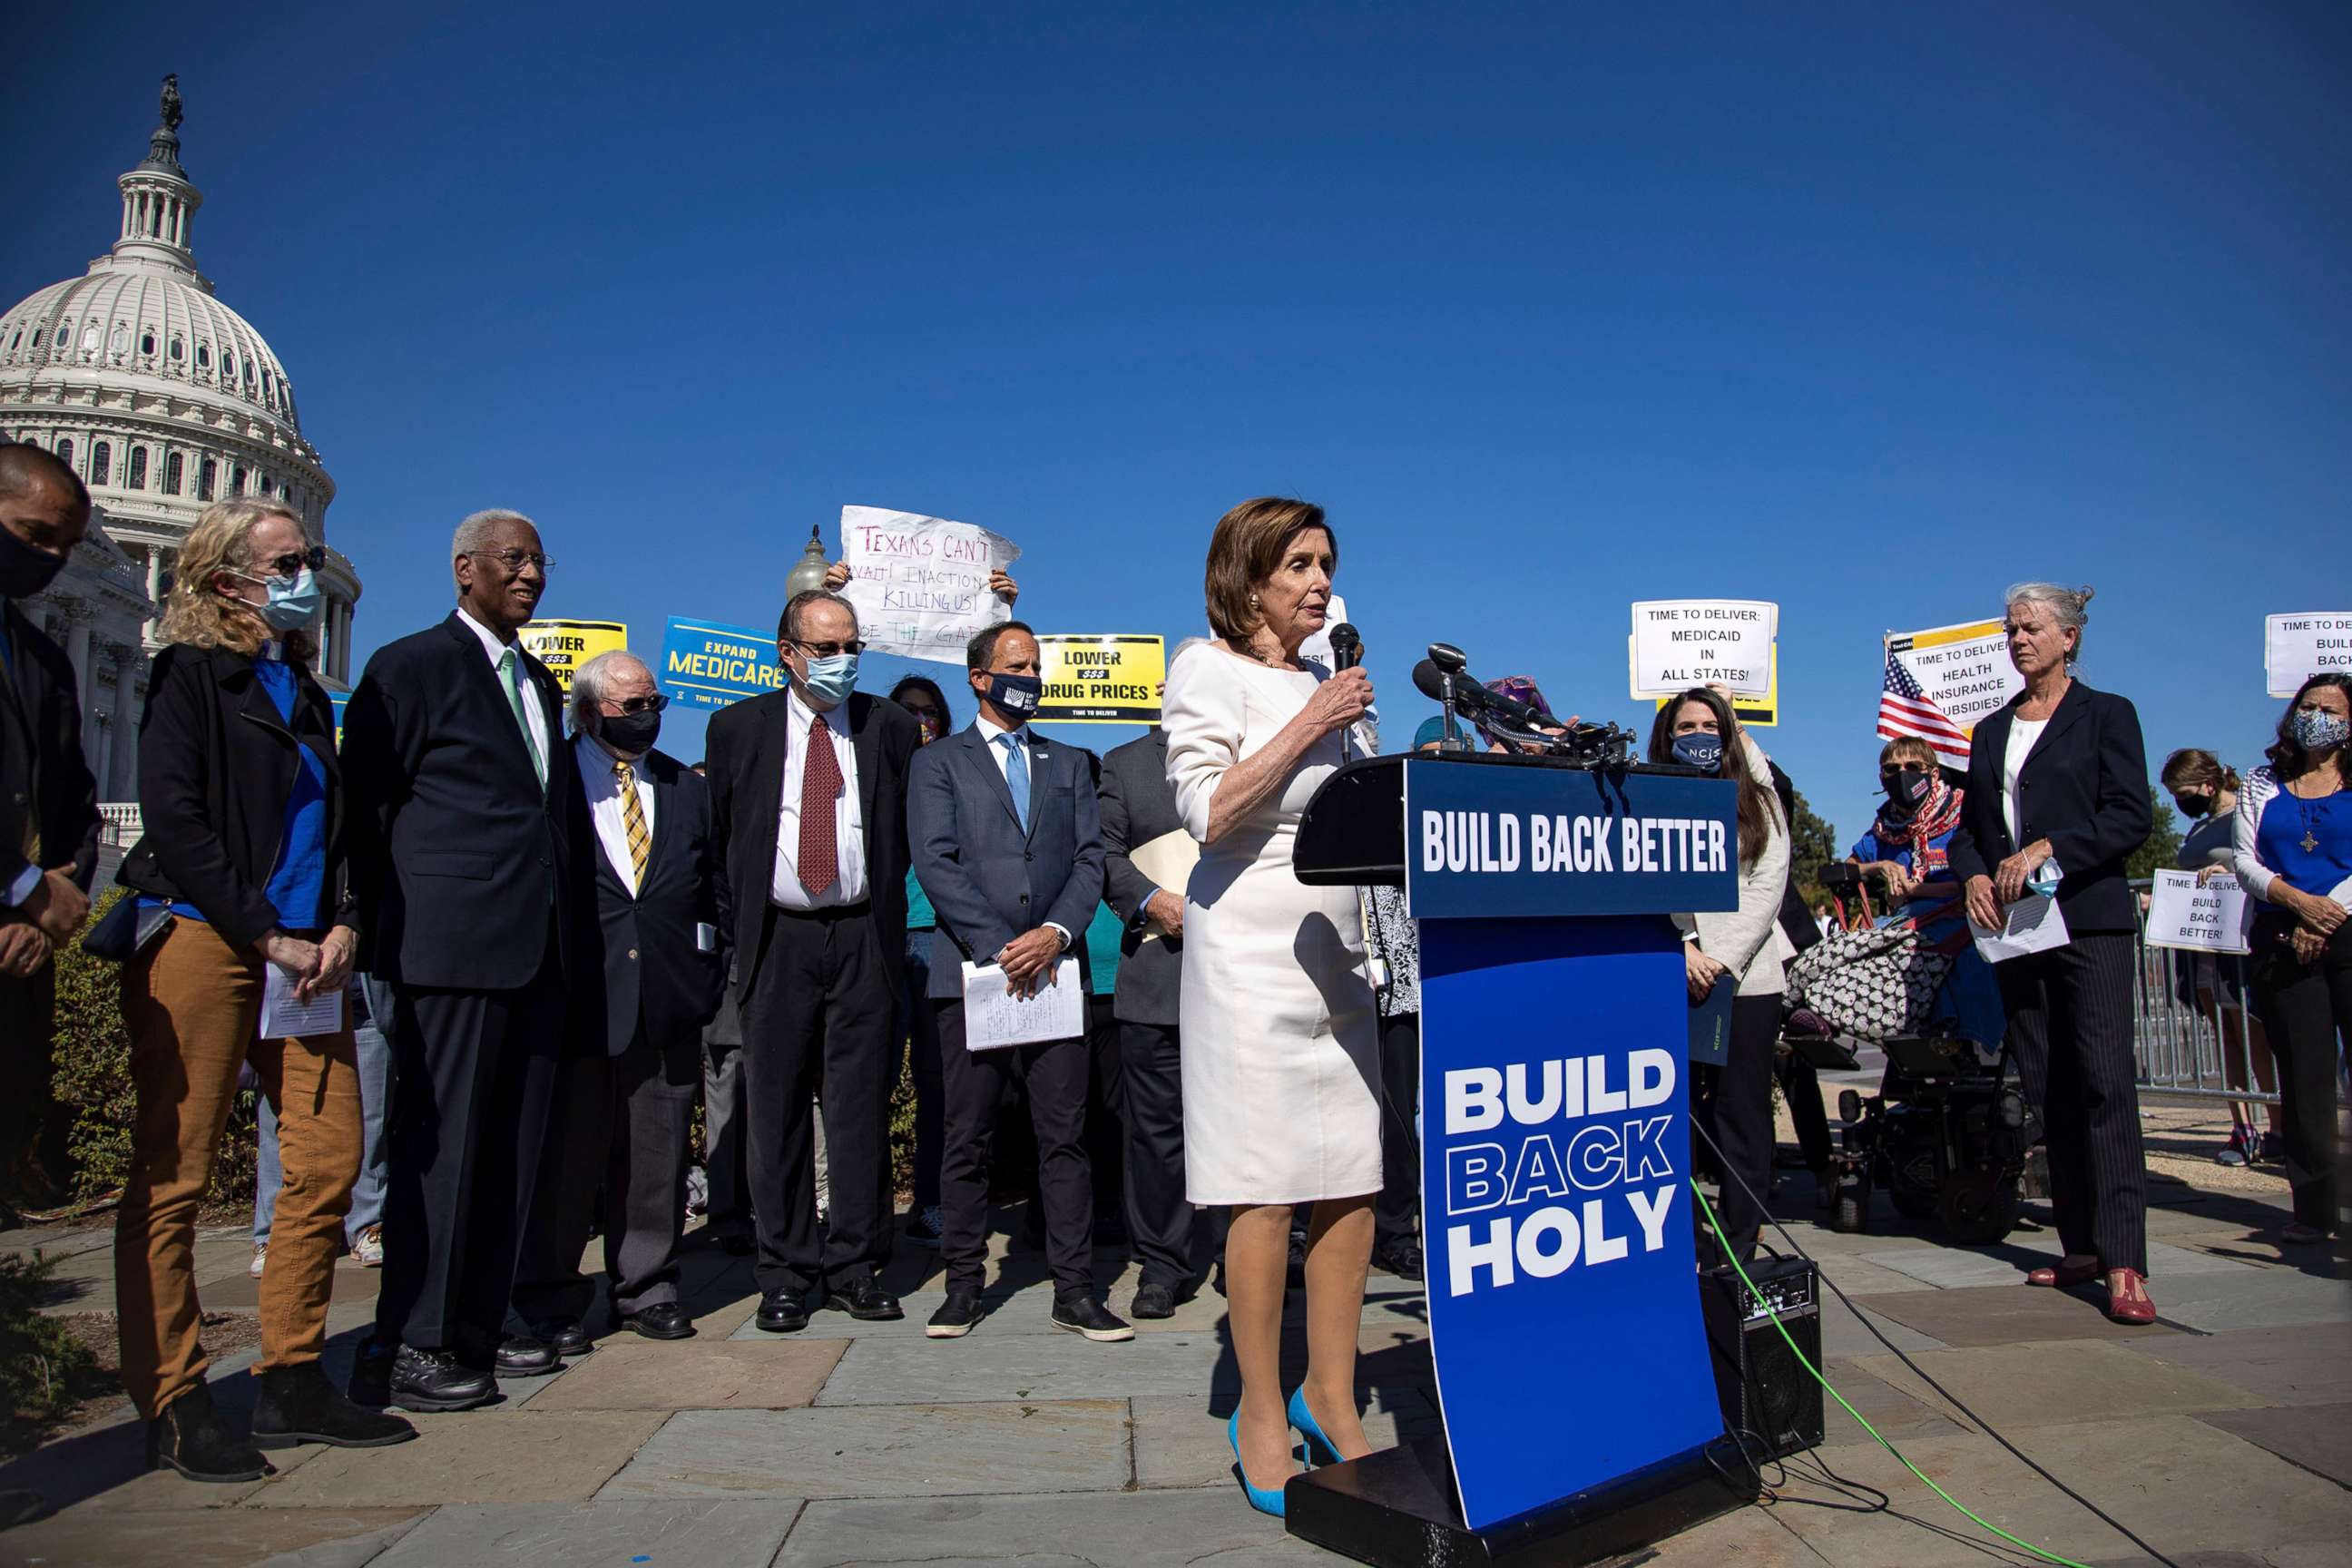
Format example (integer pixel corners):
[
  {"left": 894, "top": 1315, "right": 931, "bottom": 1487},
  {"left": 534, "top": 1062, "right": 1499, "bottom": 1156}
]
[
  {"left": 1671, "top": 731, "right": 1724, "bottom": 771},
  {"left": 236, "top": 565, "right": 323, "bottom": 632},
  {"left": 798, "top": 651, "right": 859, "bottom": 708},
  {"left": 2293, "top": 709, "right": 2349, "bottom": 752},
  {"left": 985, "top": 671, "right": 1044, "bottom": 724}
]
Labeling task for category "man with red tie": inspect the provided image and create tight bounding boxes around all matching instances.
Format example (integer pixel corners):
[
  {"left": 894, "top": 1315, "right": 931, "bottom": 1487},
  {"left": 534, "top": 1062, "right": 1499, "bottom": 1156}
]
[{"left": 704, "top": 589, "right": 920, "bottom": 1331}]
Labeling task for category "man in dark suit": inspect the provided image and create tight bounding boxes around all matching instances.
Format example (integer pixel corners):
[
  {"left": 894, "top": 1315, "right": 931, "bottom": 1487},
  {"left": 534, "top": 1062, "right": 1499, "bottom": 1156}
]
[
  {"left": 704, "top": 588, "right": 917, "bottom": 1332},
  {"left": 0, "top": 445, "right": 100, "bottom": 1225},
  {"left": 342, "top": 509, "right": 583, "bottom": 1411},
  {"left": 514, "top": 652, "right": 729, "bottom": 1345},
  {"left": 912, "top": 621, "right": 1128, "bottom": 1342},
  {"left": 1096, "top": 705, "right": 1202, "bottom": 1318}
]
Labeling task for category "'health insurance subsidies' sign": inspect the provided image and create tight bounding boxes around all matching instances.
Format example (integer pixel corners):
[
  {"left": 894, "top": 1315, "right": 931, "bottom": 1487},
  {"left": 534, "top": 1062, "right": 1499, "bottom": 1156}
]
[
  {"left": 2266, "top": 612, "right": 2352, "bottom": 697},
  {"left": 1886, "top": 617, "right": 2024, "bottom": 734},
  {"left": 837, "top": 505, "right": 1021, "bottom": 665},
  {"left": 1035, "top": 634, "right": 1164, "bottom": 724},
  {"left": 659, "top": 616, "right": 788, "bottom": 710}
]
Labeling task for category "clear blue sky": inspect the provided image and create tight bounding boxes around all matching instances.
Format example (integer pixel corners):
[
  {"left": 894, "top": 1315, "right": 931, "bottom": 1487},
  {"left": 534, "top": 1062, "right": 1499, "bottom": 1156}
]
[{"left": 9, "top": 2, "right": 2349, "bottom": 847}]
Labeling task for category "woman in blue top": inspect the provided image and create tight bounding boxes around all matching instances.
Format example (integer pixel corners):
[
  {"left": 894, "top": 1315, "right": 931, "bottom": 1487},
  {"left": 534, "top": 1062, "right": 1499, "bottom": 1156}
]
[
  {"left": 2231, "top": 673, "right": 2352, "bottom": 1243},
  {"left": 113, "top": 499, "right": 409, "bottom": 1480},
  {"left": 1846, "top": 735, "right": 2004, "bottom": 1050}
]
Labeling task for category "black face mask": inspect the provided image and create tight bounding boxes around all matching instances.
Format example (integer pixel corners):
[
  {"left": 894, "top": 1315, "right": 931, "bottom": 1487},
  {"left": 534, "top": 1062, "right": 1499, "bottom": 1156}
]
[
  {"left": 2173, "top": 793, "right": 2213, "bottom": 819},
  {"left": 1880, "top": 769, "right": 1931, "bottom": 818},
  {"left": 0, "top": 525, "right": 70, "bottom": 600},
  {"left": 599, "top": 708, "right": 662, "bottom": 757},
  {"left": 985, "top": 671, "right": 1044, "bottom": 724}
]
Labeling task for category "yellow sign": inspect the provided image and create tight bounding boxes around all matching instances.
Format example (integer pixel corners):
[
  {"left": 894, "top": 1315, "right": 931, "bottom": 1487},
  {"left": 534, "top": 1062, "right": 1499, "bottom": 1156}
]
[
  {"left": 520, "top": 619, "right": 630, "bottom": 693},
  {"left": 1036, "top": 634, "right": 1165, "bottom": 724},
  {"left": 1649, "top": 646, "right": 1779, "bottom": 728}
]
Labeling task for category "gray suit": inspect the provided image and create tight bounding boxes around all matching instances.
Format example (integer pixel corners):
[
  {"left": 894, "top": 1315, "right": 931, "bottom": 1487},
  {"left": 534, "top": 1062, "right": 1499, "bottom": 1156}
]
[
  {"left": 1096, "top": 729, "right": 1201, "bottom": 1289},
  {"left": 910, "top": 723, "right": 1106, "bottom": 1298}
]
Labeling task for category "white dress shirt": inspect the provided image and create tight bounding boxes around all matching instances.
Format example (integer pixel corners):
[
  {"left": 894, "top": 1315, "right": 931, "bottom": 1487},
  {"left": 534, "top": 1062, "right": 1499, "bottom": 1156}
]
[
  {"left": 973, "top": 714, "right": 1071, "bottom": 949},
  {"left": 770, "top": 685, "right": 866, "bottom": 908},
  {"left": 2003, "top": 718, "right": 2046, "bottom": 847},
  {"left": 576, "top": 732, "right": 657, "bottom": 890},
  {"left": 456, "top": 605, "right": 550, "bottom": 776}
]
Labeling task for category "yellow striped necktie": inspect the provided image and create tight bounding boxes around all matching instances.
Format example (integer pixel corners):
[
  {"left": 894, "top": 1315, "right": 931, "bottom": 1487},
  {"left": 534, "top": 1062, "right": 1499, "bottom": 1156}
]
[{"left": 613, "top": 759, "right": 650, "bottom": 891}]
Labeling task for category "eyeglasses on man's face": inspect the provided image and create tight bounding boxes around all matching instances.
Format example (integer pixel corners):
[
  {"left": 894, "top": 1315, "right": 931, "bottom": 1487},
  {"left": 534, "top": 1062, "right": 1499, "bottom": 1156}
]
[
  {"left": 260, "top": 545, "right": 327, "bottom": 577},
  {"left": 602, "top": 693, "right": 670, "bottom": 717},
  {"left": 792, "top": 639, "right": 864, "bottom": 659},
  {"left": 468, "top": 548, "right": 554, "bottom": 573}
]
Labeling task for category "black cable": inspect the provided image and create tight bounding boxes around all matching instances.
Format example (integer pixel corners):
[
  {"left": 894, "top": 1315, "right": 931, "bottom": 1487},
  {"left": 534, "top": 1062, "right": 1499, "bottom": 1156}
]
[{"left": 1690, "top": 1117, "right": 2186, "bottom": 1568}]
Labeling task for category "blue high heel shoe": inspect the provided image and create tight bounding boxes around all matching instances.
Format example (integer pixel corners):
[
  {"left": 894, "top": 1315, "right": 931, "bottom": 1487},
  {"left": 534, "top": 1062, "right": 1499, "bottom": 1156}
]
[
  {"left": 1287, "top": 1386, "right": 1345, "bottom": 1468},
  {"left": 1227, "top": 1409, "right": 1290, "bottom": 1517}
]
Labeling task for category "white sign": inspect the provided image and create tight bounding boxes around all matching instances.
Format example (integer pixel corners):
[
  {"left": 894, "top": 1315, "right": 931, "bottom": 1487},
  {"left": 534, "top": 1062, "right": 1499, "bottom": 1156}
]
[
  {"left": 2265, "top": 612, "right": 2352, "bottom": 698},
  {"left": 1969, "top": 892, "right": 2070, "bottom": 964},
  {"left": 261, "top": 965, "right": 345, "bottom": 1039},
  {"left": 2145, "top": 869, "right": 2252, "bottom": 955},
  {"left": 959, "top": 956, "right": 1083, "bottom": 1049},
  {"left": 1886, "top": 618, "right": 2025, "bottom": 735},
  {"left": 837, "top": 505, "right": 1021, "bottom": 664},
  {"left": 1629, "top": 600, "right": 1777, "bottom": 698}
]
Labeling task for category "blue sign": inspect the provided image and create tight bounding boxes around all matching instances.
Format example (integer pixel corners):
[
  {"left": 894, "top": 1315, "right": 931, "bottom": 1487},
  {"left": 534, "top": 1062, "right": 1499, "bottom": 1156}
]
[
  {"left": 1403, "top": 762, "right": 1740, "bottom": 921},
  {"left": 329, "top": 690, "right": 350, "bottom": 749},
  {"left": 1421, "top": 915, "right": 1726, "bottom": 1529},
  {"left": 659, "top": 615, "right": 787, "bottom": 710}
]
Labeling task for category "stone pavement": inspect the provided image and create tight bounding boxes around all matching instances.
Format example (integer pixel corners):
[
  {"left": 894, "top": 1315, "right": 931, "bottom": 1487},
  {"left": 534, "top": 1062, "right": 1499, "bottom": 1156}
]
[{"left": 4, "top": 1130, "right": 2348, "bottom": 1568}]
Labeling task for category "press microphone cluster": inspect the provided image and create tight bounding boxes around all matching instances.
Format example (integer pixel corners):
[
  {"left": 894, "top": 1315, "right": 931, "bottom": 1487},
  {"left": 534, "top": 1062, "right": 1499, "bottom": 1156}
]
[{"left": 1413, "top": 643, "right": 1636, "bottom": 768}]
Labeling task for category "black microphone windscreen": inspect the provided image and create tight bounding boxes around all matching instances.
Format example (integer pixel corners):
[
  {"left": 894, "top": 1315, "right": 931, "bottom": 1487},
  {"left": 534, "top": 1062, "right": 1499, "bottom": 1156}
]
[
  {"left": 1412, "top": 660, "right": 1447, "bottom": 702},
  {"left": 1329, "top": 622, "right": 1361, "bottom": 671}
]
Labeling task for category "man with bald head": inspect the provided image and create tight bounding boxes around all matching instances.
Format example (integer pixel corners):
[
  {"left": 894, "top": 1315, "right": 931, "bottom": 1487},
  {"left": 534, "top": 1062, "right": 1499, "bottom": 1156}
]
[
  {"left": 0, "top": 444, "right": 100, "bottom": 1227},
  {"left": 512, "top": 651, "right": 727, "bottom": 1345},
  {"left": 342, "top": 509, "right": 583, "bottom": 1410}
]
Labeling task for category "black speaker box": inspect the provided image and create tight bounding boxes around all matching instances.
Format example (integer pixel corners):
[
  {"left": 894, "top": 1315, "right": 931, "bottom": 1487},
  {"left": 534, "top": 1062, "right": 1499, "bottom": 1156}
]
[{"left": 1700, "top": 1257, "right": 1825, "bottom": 1460}]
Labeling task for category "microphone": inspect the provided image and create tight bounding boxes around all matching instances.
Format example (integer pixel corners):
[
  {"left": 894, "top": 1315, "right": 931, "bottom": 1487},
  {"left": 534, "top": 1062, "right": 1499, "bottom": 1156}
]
[
  {"left": 1328, "top": 622, "right": 1361, "bottom": 672},
  {"left": 1411, "top": 658, "right": 1557, "bottom": 735}
]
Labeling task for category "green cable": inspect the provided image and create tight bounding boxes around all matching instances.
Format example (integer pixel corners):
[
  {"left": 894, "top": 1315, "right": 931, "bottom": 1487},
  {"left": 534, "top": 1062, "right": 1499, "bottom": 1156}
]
[{"left": 1690, "top": 1179, "right": 2095, "bottom": 1568}]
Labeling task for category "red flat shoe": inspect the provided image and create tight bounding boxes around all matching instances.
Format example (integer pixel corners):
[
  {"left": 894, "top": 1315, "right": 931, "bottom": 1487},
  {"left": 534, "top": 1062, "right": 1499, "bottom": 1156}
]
[
  {"left": 2025, "top": 1257, "right": 2101, "bottom": 1288},
  {"left": 2103, "top": 1269, "right": 2156, "bottom": 1325}
]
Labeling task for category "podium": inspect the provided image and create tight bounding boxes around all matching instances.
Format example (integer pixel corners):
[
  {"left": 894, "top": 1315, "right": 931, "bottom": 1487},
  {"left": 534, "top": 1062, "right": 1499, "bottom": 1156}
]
[{"left": 1285, "top": 752, "right": 1759, "bottom": 1567}]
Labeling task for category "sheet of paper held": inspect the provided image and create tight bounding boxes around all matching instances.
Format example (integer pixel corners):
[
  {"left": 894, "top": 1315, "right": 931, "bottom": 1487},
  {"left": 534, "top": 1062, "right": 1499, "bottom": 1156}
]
[
  {"left": 261, "top": 964, "right": 345, "bottom": 1038},
  {"left": 960, "top": 956, "right": 1083, "bottom": 1049},
  {"left": 1969, "top": 892, "right": 2071, "bottom": 963}
]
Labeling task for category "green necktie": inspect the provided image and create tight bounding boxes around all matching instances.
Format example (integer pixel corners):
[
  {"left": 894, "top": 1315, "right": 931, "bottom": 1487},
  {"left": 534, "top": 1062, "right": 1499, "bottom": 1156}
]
[{"left": 498, "top": 646, "right": 547, "bottom": 789}]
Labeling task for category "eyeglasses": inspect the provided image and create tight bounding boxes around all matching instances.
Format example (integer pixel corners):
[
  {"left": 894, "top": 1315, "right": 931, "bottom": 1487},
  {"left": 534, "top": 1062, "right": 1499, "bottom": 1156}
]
[
  {"left": 1879, "top": 762, "right": 1930, "bottom": 780},
  {"left": 468, "top": 549, "right": 554, "bottom": 573},
  {"left": 792, "top": 639, "right": 864, "bottom": 659},
  {"left": 261, "top": 545, "right": 327, "bottom": 576},
  {"left": 605, "top": 693, "right": 669, "bottom": 717}
]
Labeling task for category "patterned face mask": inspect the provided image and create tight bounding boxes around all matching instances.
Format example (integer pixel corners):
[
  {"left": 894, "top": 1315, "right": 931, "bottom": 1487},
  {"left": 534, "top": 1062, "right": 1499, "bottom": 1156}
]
[{"left": 2292, "top": 708, "right": 2349, "bottom": 752}]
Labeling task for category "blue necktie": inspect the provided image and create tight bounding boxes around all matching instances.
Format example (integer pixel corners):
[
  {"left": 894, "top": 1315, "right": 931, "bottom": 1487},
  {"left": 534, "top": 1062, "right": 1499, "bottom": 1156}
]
[{"left": 997, "top": 732, "right": 1031, "bottom": 834}]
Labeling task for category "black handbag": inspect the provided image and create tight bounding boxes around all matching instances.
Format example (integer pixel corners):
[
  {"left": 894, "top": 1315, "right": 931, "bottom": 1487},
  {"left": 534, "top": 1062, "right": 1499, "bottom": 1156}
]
[{"left": 80, "top": 895, "right": 175, "bottom": 963}]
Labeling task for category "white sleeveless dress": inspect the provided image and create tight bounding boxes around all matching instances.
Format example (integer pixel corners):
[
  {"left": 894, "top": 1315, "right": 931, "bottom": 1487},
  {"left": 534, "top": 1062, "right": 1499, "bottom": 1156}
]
[{"left": 1162, "top": 642, "right": 1382, "bottom": 1205}]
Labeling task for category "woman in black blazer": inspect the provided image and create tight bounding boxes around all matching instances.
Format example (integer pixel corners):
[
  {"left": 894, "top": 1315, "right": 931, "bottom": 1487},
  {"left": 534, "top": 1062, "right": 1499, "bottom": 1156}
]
[
  {"left": 1948, "top": 583, "right": 2154, "bottom": 1324},
  {"left": 115, "top": 500, "right": 413, "bottom": 1481}
]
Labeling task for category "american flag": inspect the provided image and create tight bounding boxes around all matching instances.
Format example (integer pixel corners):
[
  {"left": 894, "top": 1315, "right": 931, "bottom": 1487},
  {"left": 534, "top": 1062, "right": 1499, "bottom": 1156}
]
[{"left": 1877, "top": 649, "right": 1972, "bottom": 765}]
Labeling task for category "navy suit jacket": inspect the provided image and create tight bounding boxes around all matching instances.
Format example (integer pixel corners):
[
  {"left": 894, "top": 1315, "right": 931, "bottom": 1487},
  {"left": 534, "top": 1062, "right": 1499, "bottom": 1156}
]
[
  {"left": 909, "top": 722, "right": 1105, "bottom": 1002},
  {"left": 570, "top": 744, "right": 729, "bottom": 1055},
  {"left": 1946, "top": 679, "right": 2151, "bottom": 934},
  {"left": 0, "top": 602, "right": 100, "bottom": 900}
]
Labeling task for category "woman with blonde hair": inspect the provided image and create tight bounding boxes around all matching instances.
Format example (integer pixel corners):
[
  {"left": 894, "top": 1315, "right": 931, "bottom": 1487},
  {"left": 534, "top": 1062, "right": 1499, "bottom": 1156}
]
[{"left": 113, "top": 498, "right": 413, "bottom": 1480}]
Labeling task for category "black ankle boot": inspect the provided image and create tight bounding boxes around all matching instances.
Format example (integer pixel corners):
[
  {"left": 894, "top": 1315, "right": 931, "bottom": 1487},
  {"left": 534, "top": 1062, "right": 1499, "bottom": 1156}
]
[
  {"left": 145, "top": 1383, "right": 272, "bottom": 1483},
  {"left": 251, "top": 1361, "right": 418, "bottom": 1449}
]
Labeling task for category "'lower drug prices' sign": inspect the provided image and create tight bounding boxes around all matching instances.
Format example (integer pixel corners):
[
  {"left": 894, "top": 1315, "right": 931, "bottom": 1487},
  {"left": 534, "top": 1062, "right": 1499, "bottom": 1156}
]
[
  {"left": 1035, "top": 634, "right": 1163, "bottom": 724},
  {"left": 519, "top": 619, "right": 629, "bottom": 694},
  {"left": 2144, "top": 869, "right": 2252, "bottom": 956},
  {"left": 1405, "top": 760, "right": 1735, "bottom": 1528}
]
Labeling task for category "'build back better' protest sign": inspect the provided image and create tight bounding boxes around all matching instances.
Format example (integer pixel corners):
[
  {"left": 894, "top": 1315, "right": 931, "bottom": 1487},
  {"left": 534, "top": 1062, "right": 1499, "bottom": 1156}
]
[{"left": 2267, "top": 612, "right": 2352, "bottom": 697}]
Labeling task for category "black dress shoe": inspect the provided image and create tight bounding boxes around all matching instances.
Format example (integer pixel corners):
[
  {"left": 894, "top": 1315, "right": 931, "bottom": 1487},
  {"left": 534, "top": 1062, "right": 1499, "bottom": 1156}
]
[
  {"left": 495, "top": 1336, "right": 560, "bottom": 1377},
  {"left": 376, "top": 1344, "right": 495, "bottom": 1413},
  {"left": 1373, "top": 1240, "right": 1425, "bottom": 1283},
  {"left": 1131, "top": 1282, "right": 1178, "bottom": 1320},
  {"left": 620, "top": 1301, "right": 697, "bottom": 1341},
  {"left": 824, "top": 1279, "right": 905, "bottom": 1320},
  {"left": 534, "top": 1318, "right": 593, "bottom": 1357},
  {"left": 252, "top": 1362, "right": 417, "bottom": 1449},
  {"left": 756, "top": 1287, "right": 809, "bottom": 1333},
  {"left": 1052, "top": 1296, "right": 1134, "bottom": 1342},
  {"left": 926, "top": 1287, "right": 984, "bottom": 1338},
  {"left": 146, "top": 1384, "right": 272, "bottom": 1483}
]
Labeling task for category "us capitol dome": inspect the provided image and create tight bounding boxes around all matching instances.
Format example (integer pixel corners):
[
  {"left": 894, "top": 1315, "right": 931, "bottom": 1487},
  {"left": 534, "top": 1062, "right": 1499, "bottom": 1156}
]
[{"left": 0, "top": 75, "right": 363, "bottom": 806}]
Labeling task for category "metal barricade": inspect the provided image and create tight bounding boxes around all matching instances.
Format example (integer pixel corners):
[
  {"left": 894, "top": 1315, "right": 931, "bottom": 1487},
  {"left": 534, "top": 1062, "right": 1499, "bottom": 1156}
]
[{"left": 2129, "top": 878, "right": 2280, "bottom": 1106}]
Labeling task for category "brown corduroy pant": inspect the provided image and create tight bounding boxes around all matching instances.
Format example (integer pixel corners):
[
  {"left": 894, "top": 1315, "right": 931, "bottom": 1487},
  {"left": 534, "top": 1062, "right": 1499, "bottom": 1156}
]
[{"left": 115, "top": 917, "right": 358, "bottom": 1419}]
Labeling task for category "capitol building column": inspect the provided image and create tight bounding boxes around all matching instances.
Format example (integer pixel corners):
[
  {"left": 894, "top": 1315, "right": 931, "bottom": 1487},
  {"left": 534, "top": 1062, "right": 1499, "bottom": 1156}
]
[{"left": 112, "top": 648, "right": 142, "bottom": 799}]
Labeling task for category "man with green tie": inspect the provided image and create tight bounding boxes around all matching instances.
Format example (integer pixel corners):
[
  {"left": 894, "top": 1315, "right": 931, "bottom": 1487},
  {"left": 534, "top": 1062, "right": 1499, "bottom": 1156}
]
[{"left": 341, "top": 509, "right": 584, "bottom": 1414}]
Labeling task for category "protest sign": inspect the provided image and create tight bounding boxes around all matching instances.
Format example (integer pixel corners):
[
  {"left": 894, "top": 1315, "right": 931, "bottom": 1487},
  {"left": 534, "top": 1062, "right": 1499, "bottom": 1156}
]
[
  {"left": 2265, "top": 612, "right": 2352, "bottom": 697},
  {"left": 1651, "top": 647, "right": 1779, "bottom": 728},
  {"left": 1036, "top": 634, "right": 1164, "bottom": 724},
  {"left": 836, "top": 505, "right": 1020, "bottom": 664},
  {"left": 329, "top": 690, "right": 349, "bottom": 750},
  {"left": 1630, "top": 600, "right": 1777, "bottom": 698},
  {"left": 2145, "top": 869, "right": 2252, "bottom": 956},
  {"left": 659, "top": 615, "right": 787, "bottom": 710},
  {"left": 1882, "top": 618, "right": 2024, "bottom": 764},
  {"left": 519, "top": 619, "right": 629, "bottom": 693}
]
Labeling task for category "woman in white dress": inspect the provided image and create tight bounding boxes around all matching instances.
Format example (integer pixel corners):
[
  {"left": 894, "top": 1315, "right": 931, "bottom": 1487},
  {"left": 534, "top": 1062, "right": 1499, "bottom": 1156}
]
[{"left": 1161, "top": 497, "right": 1380, "bottom": 1515}]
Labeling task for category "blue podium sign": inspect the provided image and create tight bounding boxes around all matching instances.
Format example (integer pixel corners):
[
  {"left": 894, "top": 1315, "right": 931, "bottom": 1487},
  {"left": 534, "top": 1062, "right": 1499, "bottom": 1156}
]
[{"left": 1402, "top": 762, "right": 1740, "bottom": 921}]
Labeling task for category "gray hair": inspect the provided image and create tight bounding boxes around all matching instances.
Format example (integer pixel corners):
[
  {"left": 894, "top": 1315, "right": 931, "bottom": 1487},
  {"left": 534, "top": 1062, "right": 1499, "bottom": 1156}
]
[
  {"left": 779, "top": 588, "right": 859, "bottom": 645},
  {"left": 2004, "top": 581, "right": 2095, "bottom": 664},
  {"left": 453, "top": 508, "right": 535, "bottom": 564},
  {"left": 569, "top": 649, "right": 652, "bottom": 730}
]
